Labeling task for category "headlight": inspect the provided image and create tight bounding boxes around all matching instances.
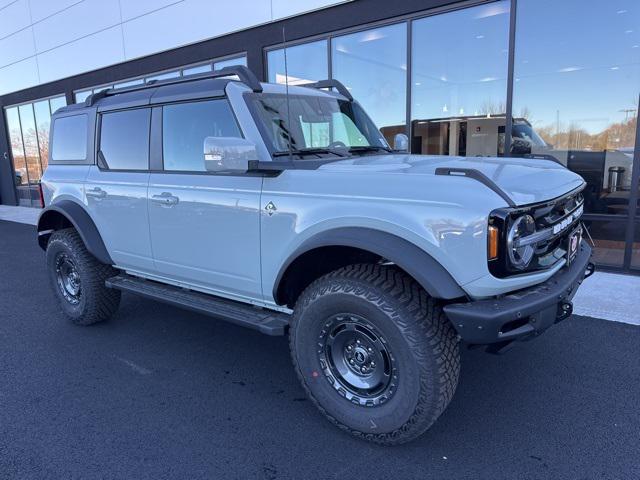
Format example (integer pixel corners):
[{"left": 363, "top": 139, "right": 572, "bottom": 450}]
[{"left": 507, "top": 215, "right": 536, "bottom": 269}]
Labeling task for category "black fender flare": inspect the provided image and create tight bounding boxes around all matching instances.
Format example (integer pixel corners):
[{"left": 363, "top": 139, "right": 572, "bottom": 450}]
[
  {"left": 273, "top": 227, "right": 466, "bottom": 302},
  {"left": 37, "top": 200, "right": 113, "bottom": 265}
]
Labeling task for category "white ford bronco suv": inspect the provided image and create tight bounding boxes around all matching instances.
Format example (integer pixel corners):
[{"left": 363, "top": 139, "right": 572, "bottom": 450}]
[{"left": 37, "top": 66, "right": 594, "bottom": 445}]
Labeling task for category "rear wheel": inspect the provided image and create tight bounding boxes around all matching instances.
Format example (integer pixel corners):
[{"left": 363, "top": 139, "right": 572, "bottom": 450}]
[
  {"left": 46, "top": 228, "right": 120, "bottom": 325},
  {"left": 289, "top": 264, "right": 460, "bottom": 445}
]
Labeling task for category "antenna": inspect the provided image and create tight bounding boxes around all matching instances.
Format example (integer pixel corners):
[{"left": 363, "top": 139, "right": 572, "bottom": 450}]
[{"left": 282, "top": 25, "right": 294, "bottom": 160}]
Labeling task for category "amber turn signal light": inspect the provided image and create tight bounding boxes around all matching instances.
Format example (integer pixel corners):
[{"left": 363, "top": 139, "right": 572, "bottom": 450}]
[{"left": 488, "top": 225, "right": 499, "bottom": 260}]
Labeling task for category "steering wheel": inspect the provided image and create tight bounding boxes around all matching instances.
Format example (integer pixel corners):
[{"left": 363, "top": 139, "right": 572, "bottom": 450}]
[{"left": 328, "top": 141, "right": 347, "bottom": 149}]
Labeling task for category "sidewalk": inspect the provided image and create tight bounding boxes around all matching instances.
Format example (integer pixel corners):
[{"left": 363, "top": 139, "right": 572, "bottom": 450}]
[
  {"left": 1, "top": 205, "right": 638, "bottom": 326},
  {"left": 0, "top": 205, "right": 40, "bottom": 225}
]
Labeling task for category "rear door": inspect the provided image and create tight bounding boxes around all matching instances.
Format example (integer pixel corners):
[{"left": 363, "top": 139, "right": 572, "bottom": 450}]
[
  {"left": 147, "top": 98, "right": 263, "bottom": 302},
  {"left": 85, "top": 107, "right": 154, "bottom": 271}
]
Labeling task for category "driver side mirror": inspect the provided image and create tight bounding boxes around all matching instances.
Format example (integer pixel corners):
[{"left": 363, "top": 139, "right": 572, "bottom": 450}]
[
  {"left": 203, "top": 137, "right": 259, "bottom": 173},
  {"left": 393, "top": 133, "right": 409, "bottom": 152}
]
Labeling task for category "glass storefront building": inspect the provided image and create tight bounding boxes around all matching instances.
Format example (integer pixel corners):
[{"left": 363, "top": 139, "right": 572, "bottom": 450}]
[{"left": 1, "top": 0, "right": 638, "bottom": 271}]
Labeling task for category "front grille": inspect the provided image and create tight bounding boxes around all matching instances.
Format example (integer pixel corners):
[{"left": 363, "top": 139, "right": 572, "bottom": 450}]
[{"left": 489, "top": 186, "right": 585, "bottom": 277}]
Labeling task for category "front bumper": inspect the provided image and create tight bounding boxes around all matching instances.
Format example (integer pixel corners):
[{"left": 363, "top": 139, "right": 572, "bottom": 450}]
[{"left": 444, "top": 241, "right": 594, "bottom": 347}]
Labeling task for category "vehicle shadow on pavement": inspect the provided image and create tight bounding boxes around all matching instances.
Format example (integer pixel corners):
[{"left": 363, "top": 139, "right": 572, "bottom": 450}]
[{"left": 1, "top": 221, "right": 639, "bottom": 480}]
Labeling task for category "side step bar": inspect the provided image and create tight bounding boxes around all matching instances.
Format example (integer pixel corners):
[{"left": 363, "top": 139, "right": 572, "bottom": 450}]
[{"left": 105, "top": 274, "right": 289, "bottom": 336}]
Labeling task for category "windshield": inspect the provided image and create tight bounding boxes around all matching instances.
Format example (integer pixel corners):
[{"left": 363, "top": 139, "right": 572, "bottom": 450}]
[{"left": 247, "top": 93, "right": 389, "bottom": 155}]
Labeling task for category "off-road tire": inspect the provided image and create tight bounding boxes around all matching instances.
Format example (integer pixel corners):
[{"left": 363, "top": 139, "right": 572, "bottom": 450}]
[
  {"left": 289, "top": 264, "right": 460, "bottom": 445},
  {"left": 46, "top": 228, "right": 120, "bottom": 325}
]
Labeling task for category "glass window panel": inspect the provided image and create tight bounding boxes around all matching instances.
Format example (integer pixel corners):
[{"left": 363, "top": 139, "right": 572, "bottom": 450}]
[
  {"left": 33, "top": 100, "right": 52, "bottom": 171},
  {"left": 18, "top": 104, "right": 42, "bottom": 184},
  {"left": 146, "top": 70, "right": 180, "bottom": 82},
  {"left": 332, "top": 23, "right": 407, "bottom": 145},
  {"left": 114, "top": 78, "right": 144, "bottom": 88},
  {"left": 268, "top": 40, "right": 327, "bottom": 85},
  {"left": 512, "top": 0, "right": 640, "bottom": 215},
  {"left": 49, "top": 96, "right": 67, "bottom": 114},
  {"left": 183, "top": 64, "right": 212, "bottom": 75},
  {"left": 583, "top": 219, "right": 628, "bottom": 267},
  {"left": 75, "top": 90, "right": 92, "bottom": 104},
  {"left": 99, "top": 109, "right": 150, "bottom": 170},
  {"left": 214, "top": 55, "right": 247, "bottom": 70},
  {"left": 162, "top": 100, "right": 242, "bottom": 172},
  {"left": 411, "top": 1, "right": 510, "bottom": 156},
  {"left": 5, "top": 107, "right": 28, "bottom": 188},
  {"left": 51, "top": 114, "right": 87, "bottom": 161}
]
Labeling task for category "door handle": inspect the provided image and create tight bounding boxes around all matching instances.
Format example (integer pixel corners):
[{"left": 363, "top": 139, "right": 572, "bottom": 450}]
[
  {"left": 86, "top": 187, "right": 107, "bottom": 199},
  {"left": 151, "top": 192, "right": 179, "bottom": 207}
]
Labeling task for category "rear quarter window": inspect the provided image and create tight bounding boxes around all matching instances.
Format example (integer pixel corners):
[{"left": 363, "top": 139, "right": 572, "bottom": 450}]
[{"left": 51, "top": 114, "right": 88, "bottom": 161}]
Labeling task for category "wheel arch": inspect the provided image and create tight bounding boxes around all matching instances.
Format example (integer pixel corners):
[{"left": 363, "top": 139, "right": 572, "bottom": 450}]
[
  {"left": 37, "top": 200, "right": 113, "bottom": 265},
  {"left": 273, "top": 227, "right": 466, "bottom": 308}
]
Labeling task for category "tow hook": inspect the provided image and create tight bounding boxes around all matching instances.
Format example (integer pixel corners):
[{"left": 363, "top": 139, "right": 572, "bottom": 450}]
[{"left": 556, "top": 301, "right": 573, "bottom": 323}]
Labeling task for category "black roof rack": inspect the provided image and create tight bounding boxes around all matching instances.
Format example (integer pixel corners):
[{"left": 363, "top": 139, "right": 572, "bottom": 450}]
[
  {"left": 302, "top": 79, "right": 353, "bottom": 101},
  {"left": 84, "top": 65, "right": 263, "bottom": 107}
]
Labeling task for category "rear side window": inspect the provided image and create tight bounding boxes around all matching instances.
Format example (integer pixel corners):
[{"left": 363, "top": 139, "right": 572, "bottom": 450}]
[
  {"left": 162, "top": 99, "right": 241, "bottom": 172},
  {"left": 99, "top": 108, "right": 151, "bottom": 170},
  {"left": 51, "top": 114, "right": 87, "bottom": 161}
]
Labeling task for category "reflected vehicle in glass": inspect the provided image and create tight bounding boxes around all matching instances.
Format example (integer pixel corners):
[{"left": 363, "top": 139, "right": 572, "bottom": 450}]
[{"left": 36, "top": 66, "right": 594, "bottom": 445}]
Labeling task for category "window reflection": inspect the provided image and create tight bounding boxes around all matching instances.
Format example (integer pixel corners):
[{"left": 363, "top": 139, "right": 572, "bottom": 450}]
[
  {"left": 114, "top": 79, "right": 144, "bottom": 88},
  {"left": 411, "top": 1, "right": 510, "bottom": 156},
  {"left": 4, "top": 95, "right": 66, "bottom": 206},
  {"left": 268, "top": 40, "right": 328, "bottom": 85},
  {"left": 214, "top": 55, "right": 247, "bottom": 70},
  {"left": 332, "top": 24, "right": 407, "bottom": 145},
  {"left": 183, "top": 64, "right": 212, "bottom": 75},
  {"left": 145, "top": 70, "right": 180, "bottom": 82},
  {"left": 18, "top": 104, "right": 42, "bottom": 188},
  {"left": 75, "top": 90, "right": 92, "bottom": 103},
  {"left": 583, "top": 219, "right": 629, "bottom": 267},
  {"left": 512, "top": 0, "right": 639, "bottom": 216},
  {"left": 49, "top": 96, "right": 67, "bottom": 115},
  {"left": 33, "top": 101, "right": 52, "bottom": 171},
  {"left": 5, "top": 107, "right": 28, "bottom": 194}
]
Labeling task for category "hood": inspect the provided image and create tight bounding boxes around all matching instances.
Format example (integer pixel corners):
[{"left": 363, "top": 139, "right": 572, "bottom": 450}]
[{"left": 319, "top": 154, "right": 585, "bottom": 206}]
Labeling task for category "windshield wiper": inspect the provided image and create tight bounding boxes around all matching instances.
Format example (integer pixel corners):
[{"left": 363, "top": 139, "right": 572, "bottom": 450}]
[
  {"left": 347, "top": 145, "right": 393, "bottom": 154},
  {"left": 273, "top": 147, "right": 349, "bottom": 158}
]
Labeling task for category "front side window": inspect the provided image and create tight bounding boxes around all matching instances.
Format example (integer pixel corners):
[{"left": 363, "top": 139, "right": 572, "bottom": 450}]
[
  {"left": 248, "top": 93, "right": 388, "bottom": 154},
  {"left": 162, "top": 99, "right": 242, "bottom": 172},
  {"left": 52, "top": 114, "right": 87, "bottom": 161},
  {"left": 99, "top": 109, "right": 150, "bottom": 170}
]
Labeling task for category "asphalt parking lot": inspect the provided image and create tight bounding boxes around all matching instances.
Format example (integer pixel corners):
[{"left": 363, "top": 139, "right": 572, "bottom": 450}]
[{"left": 1, "top": 219, "right": 639, "bottom": 480}]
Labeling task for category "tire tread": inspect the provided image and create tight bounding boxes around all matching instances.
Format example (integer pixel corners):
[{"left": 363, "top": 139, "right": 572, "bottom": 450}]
[{"left": 290, "top": 263, "right": 460, "bottom": 445}]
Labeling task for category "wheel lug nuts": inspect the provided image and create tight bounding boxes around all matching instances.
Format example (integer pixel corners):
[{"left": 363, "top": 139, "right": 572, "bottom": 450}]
[
  {"left": 349, "top": 359, "right": 355, "bottom": 365},
  {"left": 370, "top": 362, "right": 375, "bottom": 367},
  {"left": 356, "top": 339, "right": 361, "bottom": 344},
  {"left": 367, "top": 347, "right": 372, "bottom": 353}
]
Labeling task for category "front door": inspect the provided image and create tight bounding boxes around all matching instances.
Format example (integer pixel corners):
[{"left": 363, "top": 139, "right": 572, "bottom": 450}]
[
  {"left": 147, "top": 98, "right": 263, "bottom": 302},
  {"left": 85, "top": 107, "right": 153, "bottom": 271}
]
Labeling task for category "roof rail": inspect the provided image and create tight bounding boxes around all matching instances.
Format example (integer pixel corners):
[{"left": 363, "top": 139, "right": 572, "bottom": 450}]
[
  {"left": 84, "top": 65, "right": 263, "bottom": 107},
  {"left": 302, "top": 79, "right": 353, "bottom": 101}
]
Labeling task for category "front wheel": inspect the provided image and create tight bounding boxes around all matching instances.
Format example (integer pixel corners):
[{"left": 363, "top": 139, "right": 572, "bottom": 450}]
[
  {"left": 289, "top": 264, "right": 460, "bottom": 445},
  {"left": 46, "top": 228, "right": 121, "bottom": 325}
]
